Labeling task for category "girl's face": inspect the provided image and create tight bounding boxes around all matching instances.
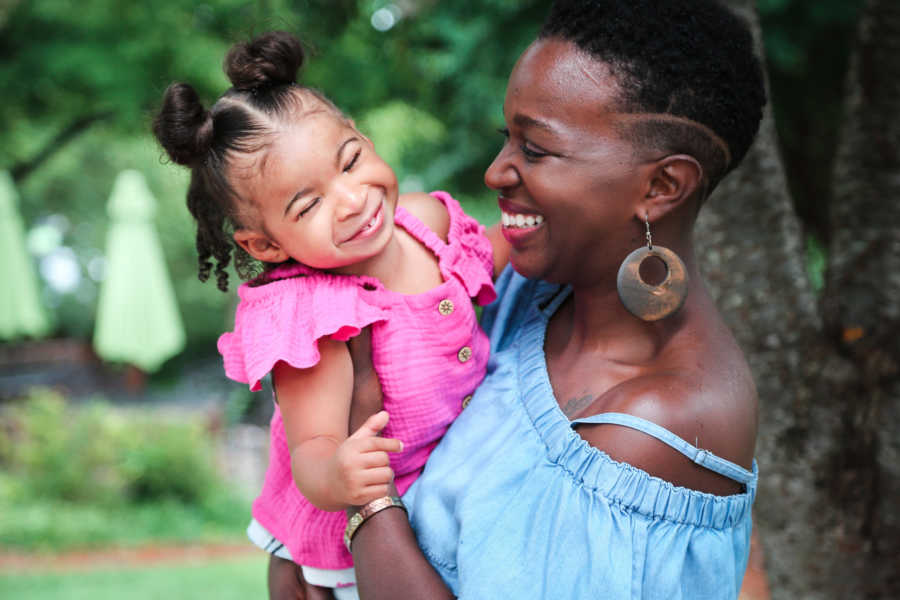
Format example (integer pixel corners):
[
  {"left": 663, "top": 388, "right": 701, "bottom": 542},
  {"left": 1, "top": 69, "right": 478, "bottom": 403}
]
[
  {"left": 233, "top": 109, "right": 399, "bottom": 275},
  {"left": 485, "top": 39, "right": 653, "bottom": 286}
]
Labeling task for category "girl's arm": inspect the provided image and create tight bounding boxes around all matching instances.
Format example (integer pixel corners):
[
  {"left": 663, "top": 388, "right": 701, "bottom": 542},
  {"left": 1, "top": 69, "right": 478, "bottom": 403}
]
[{"left": 273, "top": 338, "right": 402, "bottom": 511}]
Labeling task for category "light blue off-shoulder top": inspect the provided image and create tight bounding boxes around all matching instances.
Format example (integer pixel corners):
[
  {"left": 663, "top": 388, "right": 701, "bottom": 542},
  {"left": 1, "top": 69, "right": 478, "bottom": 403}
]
[{"left": 403, "top": 267, "right": 758, "bottom": 599}]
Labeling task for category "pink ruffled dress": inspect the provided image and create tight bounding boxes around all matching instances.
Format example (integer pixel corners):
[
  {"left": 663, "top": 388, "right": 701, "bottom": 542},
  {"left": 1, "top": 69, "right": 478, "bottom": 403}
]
[{"left": 218, "top": 191, "right": 496, "bottom": 569}]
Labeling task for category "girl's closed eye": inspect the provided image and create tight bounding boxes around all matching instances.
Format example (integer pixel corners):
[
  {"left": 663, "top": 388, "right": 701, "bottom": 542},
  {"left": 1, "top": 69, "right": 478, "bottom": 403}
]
[
  {"left": 298, "top": 197, "right": 320, "bottom": 218},
  {"left": 343, "top": 148, "right": 361, "bottom": 173}
]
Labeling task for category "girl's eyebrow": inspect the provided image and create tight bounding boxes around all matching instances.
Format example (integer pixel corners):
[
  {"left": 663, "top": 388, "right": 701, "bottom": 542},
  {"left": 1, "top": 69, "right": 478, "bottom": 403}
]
[
  {"left": 335, "top": 136, "right": 359, "bottom": 166},
  {"left": 284, "top": 187, "right": 312, "bottom": 217}
]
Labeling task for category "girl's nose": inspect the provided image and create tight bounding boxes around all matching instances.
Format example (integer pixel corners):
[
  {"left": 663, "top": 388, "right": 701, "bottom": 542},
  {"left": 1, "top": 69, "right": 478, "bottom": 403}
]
[
  {"left": 484, "top": 144, "right": 519, "bottom": 191},
  {"left": 333, "top": 182, "right": 365, "bottom": 220}
]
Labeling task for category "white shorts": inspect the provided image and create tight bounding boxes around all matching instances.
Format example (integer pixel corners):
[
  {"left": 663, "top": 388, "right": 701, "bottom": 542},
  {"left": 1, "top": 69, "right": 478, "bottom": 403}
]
[{"left": 247, "top": 518, "right": 359, "bottom": 600}]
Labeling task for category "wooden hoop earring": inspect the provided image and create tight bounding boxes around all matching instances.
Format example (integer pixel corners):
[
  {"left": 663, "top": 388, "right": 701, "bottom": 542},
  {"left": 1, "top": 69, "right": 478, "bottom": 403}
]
[{"left": 616, "top": 216, "right": 688, "bottom": 321}]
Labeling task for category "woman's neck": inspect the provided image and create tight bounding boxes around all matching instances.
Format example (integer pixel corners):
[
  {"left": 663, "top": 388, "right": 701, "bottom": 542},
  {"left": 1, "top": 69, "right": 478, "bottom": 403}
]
[{"left": 552, "top": 245, "right": 703, "bottom": 365}]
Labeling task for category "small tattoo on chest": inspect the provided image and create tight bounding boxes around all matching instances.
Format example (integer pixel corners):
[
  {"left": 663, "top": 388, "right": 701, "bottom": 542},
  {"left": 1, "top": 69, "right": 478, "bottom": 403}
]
[{"left": 561, "top": 393, "right": 595, "bottom": 418}]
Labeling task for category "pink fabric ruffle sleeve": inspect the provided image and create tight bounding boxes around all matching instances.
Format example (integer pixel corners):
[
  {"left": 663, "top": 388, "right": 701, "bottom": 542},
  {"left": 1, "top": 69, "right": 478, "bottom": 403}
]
[
  {"left": 430, "top": 191, "right": 497, "bottom": 307},
  {"left": 217, "top": 264, "right": 389, "bottom": 391}
]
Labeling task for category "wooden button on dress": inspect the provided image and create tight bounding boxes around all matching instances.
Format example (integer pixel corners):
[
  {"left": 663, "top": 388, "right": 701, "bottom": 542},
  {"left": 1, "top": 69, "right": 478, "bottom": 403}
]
[
  {"left": 457, "top": 346, "right": 472, "bottom": 363},
  {"left": 461, "top": 394, "right": 473, "bottom": 409},
  {"left": 438, "top": 299, "right": 455, "bottom": 315}
]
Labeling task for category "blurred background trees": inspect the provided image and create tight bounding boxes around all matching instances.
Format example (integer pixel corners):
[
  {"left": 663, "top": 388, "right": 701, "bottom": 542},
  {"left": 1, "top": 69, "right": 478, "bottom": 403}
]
[
  {"left": 3, "top": 0, "right": 898, "bottom": 598},
  {"left": 0, "top": 0, "right": 863, "bottom": 348}
]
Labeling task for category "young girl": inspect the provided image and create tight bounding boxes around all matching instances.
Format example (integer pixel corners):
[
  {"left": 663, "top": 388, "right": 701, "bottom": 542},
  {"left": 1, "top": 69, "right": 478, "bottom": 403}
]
[{"left": 153, "top": 32, "right": 505, "bottom": 599}]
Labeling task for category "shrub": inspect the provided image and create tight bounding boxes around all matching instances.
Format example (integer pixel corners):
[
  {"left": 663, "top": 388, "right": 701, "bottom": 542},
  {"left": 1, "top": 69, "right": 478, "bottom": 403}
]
[{"left": 0, "top": 387, "right": 229, "bottom": 506}]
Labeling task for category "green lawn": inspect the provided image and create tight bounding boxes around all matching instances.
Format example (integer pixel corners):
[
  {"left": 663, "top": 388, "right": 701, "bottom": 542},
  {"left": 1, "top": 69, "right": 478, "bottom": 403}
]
[{"left": 0, "top": 554, "right": 268, "bottom": 600}]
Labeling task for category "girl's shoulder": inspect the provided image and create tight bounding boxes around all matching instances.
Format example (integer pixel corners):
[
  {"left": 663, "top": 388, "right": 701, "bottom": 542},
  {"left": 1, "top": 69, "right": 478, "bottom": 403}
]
[
  {"left": 398, "top": 192, "right": 450, "bottom": 243},
  {"left": 218, "top": 269, "right": 390, "bottom": 392}
]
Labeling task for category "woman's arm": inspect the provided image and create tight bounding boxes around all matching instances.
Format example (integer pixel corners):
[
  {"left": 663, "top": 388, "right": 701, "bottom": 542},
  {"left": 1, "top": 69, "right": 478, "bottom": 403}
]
[
  {"left": 484, "top": 223, "right": 511, "bottom": 279},
  {"left": 344, "top": 330, "right": 454, "bottom": 599},
  {"left": 273, "top": 338, "right": 402, "bottom": 511},
  {"left": 348, "top": 485, "right": 454, "bottom": 600}
]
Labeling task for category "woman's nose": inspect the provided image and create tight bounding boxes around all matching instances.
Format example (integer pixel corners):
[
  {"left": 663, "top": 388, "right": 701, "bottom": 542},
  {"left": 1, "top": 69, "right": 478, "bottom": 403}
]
[{"left": 484, "top": 144, "right": 519, "bottom": 191}]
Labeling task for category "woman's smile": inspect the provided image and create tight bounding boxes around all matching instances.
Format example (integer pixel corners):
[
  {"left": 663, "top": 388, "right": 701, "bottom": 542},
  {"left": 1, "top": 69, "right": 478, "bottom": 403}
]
[{"left": 500, "top": 206, "right": 545, "bottom": 246}]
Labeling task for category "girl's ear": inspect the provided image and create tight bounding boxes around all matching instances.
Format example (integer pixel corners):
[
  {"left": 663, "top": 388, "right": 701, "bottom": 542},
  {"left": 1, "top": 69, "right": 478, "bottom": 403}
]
[
  {"left": 636, "top": 154, "right": 703, "bottom": 222},
  {"left": 233, "top": 229, "right": 289, "bottom": 263}
]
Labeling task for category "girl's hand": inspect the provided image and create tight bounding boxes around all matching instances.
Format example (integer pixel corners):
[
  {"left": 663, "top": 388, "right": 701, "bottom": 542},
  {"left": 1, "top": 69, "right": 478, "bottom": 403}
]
[{"left": 331, "top": 410, "right": 403, "bottom": 506}]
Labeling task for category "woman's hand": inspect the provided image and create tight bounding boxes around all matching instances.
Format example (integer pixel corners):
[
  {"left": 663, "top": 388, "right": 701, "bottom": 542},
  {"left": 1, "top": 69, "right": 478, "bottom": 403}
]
[{"left": 330, "top": 410, "right": 403, "bottom": 506}]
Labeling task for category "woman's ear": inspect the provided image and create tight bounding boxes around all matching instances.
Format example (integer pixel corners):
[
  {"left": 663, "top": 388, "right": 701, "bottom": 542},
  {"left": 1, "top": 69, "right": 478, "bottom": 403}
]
[
  {"left": 233, "top": 229, "right": 289, "bottom": 263},
  {"left": 637, "top": 154, "right": 704, "bottom": 221}
]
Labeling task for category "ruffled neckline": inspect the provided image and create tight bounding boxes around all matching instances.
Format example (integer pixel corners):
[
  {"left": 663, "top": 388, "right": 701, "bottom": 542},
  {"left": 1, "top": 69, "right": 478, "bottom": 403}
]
[{"left": 513, "top": 282, "right": 757, "bottom": 530}]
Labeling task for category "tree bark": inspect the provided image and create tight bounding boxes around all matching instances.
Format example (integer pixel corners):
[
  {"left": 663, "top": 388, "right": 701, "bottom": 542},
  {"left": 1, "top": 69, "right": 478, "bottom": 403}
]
[
  {"left": 822, "top": 0, "right": 900, "bottom": 595},
  {"left": 699, "top": 1, "right": 899, "bottom": 598},
  {"left": 696, "top": 0, "right": 880, "bottom": 599}
]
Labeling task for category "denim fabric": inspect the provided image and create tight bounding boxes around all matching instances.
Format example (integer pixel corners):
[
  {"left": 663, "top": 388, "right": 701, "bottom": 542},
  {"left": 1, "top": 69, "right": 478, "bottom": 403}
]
[{"left": 404, "top": 267, "right": 757, "bottom": 599}]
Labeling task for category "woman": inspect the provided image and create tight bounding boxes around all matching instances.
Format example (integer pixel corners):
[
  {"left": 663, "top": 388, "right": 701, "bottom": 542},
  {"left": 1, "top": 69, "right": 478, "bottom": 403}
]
[{"left": 346, "top": 0, "right": 766, "bottom": 598}]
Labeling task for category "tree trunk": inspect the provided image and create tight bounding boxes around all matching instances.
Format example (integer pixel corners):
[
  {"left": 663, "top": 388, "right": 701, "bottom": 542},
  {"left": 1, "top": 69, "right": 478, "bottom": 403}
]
[
  {"left": 697, "top": 1, "right": 898, "bottom": 598},
  {"left": 822, "top": 0, "right": 900, "bottom": 596}
]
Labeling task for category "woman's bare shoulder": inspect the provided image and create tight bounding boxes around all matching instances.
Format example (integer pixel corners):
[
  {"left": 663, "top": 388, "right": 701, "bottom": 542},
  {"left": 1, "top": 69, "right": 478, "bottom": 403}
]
[
  {"left": 398, "top": 192, "right": 449, "bottom": 243},
  {"left": 576, "top": 346, "right": 757, "bottom": 495}
]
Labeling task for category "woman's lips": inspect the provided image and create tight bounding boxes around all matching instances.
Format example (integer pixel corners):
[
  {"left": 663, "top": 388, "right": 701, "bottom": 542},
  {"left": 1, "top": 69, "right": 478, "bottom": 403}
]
[{"left": 500, "top": 208, "right": 544, "bottom": 245}]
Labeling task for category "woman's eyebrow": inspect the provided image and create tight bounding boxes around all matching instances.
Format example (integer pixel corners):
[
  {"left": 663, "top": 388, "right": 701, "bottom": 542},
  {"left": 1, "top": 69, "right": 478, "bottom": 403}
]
[{"left": 513, "top": 114, "right": 557, "bottom": 134}]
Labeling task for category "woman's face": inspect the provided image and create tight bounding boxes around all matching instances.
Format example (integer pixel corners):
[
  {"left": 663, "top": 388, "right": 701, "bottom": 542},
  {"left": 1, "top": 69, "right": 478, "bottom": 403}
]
[{"left": 485, "top": 38, "right": 652, "bottom": 286}]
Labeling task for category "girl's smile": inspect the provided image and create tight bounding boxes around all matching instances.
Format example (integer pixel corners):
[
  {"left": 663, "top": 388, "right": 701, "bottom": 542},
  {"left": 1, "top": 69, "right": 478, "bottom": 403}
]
[
  {"left": 231, "top": 106, "right": 401, "bottom": 275},
  {"left": 342, "top": 196, "right": 385, "bottom": 244}
]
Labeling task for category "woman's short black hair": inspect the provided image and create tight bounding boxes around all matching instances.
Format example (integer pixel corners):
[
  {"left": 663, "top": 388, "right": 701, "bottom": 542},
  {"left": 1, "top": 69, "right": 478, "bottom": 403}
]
[{"left": 540, "top": 0, "right": 766, "bottom": 189}]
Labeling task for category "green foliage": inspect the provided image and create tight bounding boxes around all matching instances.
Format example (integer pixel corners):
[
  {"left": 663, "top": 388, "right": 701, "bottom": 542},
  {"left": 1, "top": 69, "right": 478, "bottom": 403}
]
[
  {"left": 1, "top": 0, "right": 866, "bottom": 357},
  {"left": 0, "top": 388, "right": 249, "bottom": 550},
  {"left": 805, "top": 234, "right": 827, "bottom": 293},
  {"left": 0, "top": 555, "right": 268, "bottom": 600},
  {"left": 3, "top": 0, "right": 543, "bottom": 350}
]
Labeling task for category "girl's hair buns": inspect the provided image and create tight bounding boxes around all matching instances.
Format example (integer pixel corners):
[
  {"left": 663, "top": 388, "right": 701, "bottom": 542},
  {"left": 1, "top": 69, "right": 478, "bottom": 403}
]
[
  {"left": 224, "top": 31, "right": 306, "bottom": 92},
  {"left": 152, "top": 83, "right": 213, "bottom": 167}
]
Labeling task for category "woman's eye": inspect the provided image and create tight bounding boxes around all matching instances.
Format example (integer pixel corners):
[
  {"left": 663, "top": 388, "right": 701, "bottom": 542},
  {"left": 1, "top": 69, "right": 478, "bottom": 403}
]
[
  {"left": 343, "top": 150, "right": 361, "bottom": 173},
  {"left": 497, "top": 128, "right": 547, "bottom": 161},
  {"left": 299, "top": 197, "right": 320, "bottom": 218},
  {"left": 520, "top": 143, "right": 548, "bottom": 161}
]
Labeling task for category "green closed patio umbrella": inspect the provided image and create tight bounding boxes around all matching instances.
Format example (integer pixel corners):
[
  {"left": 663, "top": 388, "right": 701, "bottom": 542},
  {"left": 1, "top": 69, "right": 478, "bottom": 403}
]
[
  {"left": 93, "top": 170, "right": 185, "bottom": 374},
  {"left": 0, "top": 170, "right": 51, "bottom": 340}
]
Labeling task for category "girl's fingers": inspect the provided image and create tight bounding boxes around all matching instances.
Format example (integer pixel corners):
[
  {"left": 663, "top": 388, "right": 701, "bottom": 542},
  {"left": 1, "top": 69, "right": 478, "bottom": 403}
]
[
  {"left": 361, "top": 435, "right": 403, "bottom": 454},
  {"left": 359, "top": 450, "right": 390, "bottom": 468},
  {"left": 358, "top": 485, "right": 391, "bottom": 503},
  {"left": 347, "top": 410, "right": 390, "bottom": 441},
  {"left": 359, "top": 466, "right": 394, "bottom": 486}
]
